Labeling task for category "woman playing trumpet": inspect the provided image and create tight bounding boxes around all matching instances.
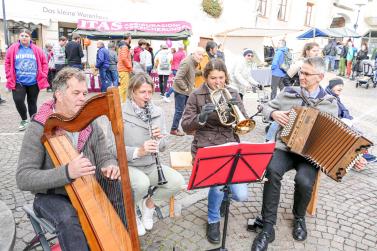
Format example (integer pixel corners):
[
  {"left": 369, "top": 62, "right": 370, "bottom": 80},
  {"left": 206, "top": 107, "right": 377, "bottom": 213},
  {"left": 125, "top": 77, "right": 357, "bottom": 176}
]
[
  {"left": 107, "top": 72, "right": 184, "bottom": 236},
  {"left": 181, "top": 59, "right": 251, "bottom": 244}
]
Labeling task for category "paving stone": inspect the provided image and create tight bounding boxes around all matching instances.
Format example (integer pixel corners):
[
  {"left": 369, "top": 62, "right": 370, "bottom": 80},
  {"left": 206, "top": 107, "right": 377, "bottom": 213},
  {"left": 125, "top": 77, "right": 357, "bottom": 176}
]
[{"left": 1, "top": 76, "right": 377, "bottom": 250}]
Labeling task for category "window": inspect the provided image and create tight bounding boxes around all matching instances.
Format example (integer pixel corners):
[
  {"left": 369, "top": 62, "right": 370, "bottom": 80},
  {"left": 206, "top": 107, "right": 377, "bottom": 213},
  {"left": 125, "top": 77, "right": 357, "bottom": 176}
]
[
  {"left": 277, "top": 0, "right": 288, "bottom": 21},
  {"left": 59, "top": 27, "right": 75, "bottom": 40},
  {"left": 257, "top": 0, "right": 268, "bottom": 17},
  {"left": 305, "top": 3, "right": 313, "bottom": 26}
]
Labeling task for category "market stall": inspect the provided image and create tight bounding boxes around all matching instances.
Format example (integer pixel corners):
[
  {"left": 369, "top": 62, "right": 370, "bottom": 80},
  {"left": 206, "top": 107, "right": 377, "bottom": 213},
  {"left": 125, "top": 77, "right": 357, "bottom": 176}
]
[{"left": 74, "top": 19, "right": 192, "bottom": 92}]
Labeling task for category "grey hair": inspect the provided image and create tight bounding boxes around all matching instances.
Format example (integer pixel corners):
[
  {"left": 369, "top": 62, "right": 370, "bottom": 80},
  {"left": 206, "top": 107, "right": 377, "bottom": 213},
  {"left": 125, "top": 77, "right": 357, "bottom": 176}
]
[
  {"left": 127, "top": 72, "right": 155, "bottom": 99},
  {"left": 52, "top": 67, "right": 86, "bottom": 99},
  {"left": 279, "top": 39, "right": 286, "bottom": 47},
  {"left": 303, "top": 57, "right": 325, "bottom": 74},
  {"left": 97, "top": 40, "right": 105, "bottom": 47},
  {"left": 108, "top": 42, "right": 115, "bottom": 49}
]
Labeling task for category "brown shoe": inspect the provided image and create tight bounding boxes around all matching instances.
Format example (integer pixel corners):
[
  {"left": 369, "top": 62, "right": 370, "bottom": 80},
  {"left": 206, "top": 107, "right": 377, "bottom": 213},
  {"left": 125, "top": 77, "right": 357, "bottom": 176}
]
[{"left": 170, "top": 129, "right": 185, "bottom": 136}]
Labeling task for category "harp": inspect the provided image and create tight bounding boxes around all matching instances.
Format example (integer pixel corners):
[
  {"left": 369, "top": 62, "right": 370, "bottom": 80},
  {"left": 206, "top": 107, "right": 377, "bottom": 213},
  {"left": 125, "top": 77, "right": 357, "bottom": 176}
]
[{"left": 41, "top": 87, "right": 140, "bottom": 250}]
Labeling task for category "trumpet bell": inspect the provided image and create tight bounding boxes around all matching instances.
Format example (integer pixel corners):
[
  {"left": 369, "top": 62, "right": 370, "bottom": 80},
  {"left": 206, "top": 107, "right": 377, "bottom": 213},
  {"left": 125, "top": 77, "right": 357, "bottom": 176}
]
[{"left": 234, "top": 118, "right": 255, "bottom": 135}]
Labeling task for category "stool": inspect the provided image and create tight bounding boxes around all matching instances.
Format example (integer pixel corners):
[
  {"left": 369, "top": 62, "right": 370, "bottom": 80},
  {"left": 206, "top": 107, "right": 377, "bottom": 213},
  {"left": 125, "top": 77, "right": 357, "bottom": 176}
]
[
  {"left": 169, "top": 152, "right": 192, "bottom": 218},
  {"left": 23, "top": 204, "right": 59, "bottom": 251},
  {"left": 307, "top": 170, "right": 321, "bottom": 215}
]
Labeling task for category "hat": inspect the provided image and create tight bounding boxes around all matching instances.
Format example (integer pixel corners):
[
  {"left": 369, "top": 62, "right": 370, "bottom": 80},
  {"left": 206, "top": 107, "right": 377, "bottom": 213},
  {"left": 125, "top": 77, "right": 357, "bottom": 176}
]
[
  {"left": 328, "top": 78, "right": 344, "bottom": 90},
  {"left": 161, "top": 44, "right": 168, "bottom": 49},
  {"left": 243, "top": 49, "right": 254, "bottom": 57}
]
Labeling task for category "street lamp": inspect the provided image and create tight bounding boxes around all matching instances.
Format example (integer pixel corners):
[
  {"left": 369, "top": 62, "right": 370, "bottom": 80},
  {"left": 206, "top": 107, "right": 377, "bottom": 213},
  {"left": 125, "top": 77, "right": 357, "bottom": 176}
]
[
  {"left": 353, "top": 2, "right": 367, "bottom": 31},
  {"left": 2, "top": 0, "right": 9, "bottom": 48}
]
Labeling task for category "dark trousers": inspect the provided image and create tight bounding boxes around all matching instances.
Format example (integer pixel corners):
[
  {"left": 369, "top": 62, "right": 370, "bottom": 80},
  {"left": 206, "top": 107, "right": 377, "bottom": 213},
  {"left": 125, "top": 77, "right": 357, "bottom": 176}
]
[
  {"left": 68, "top": 64, "right": 83, "bottom": 70},
  {"left": 171, "top": 92, "right": 188, "bottom": 130},
  {"left": 270, "top": 75, "right": 285, "bottom": 100},
  {"left": 47, "top": 70, "right": 56, "bottom": 90},
  {"left": 33, "top": 178, "right": 126, "bottom": 251},
  {"left": 261, "top": 149, "right": 318, "bottom": 226},
  {"left": 34, "top": 194, "right": 89, "bottom": 251},
  {"left": 12, "top": 83, "right": 39, "bottom": 120},
  {"left": 158, "top": 75, "right": 169, "bottom": 95},
  {"left": 55, "top": 64, "right": 66, "bottom": 73}
]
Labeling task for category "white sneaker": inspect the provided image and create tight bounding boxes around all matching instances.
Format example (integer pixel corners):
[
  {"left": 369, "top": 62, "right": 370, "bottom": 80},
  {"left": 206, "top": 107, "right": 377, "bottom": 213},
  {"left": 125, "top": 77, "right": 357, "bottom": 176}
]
[
  {"left": 163, "top": 96, "right": 171, "bottom": 103},
  {"left": 141, "top": 199, "right": 155, "bottom": 230},
  {"left": 136, "top": 216, "right": 146, "bottom": 236}
]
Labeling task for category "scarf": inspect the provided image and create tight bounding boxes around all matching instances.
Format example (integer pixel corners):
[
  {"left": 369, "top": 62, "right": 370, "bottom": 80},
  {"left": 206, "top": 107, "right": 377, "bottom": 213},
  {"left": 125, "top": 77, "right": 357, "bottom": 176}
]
[{"left": 131, "top": 100, "right": 153, "bottom": 122}]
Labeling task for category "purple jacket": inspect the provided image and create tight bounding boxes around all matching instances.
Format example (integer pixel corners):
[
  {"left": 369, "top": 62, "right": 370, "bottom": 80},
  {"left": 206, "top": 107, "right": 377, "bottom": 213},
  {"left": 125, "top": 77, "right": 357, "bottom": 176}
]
[{"left": 5, "top": 42, "right": 49, "bottom": 90}]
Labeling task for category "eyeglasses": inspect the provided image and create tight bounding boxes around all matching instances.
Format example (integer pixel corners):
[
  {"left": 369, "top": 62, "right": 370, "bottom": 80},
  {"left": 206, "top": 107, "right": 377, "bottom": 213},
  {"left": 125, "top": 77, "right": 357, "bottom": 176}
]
[
  {"left": 246, "top": 54, "right": 253, "bottom": 57},
  {"left": 298, "top": 70, "right": 321, "bottom": 77},
  {"left": 20, "top": 34, "right": 30, "bottom": 38}
]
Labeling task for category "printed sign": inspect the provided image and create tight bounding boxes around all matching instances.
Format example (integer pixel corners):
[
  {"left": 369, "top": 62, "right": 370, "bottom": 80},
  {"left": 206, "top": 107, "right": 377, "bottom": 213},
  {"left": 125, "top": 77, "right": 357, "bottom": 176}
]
[{"left": 77, "top": 19, "right": 192, "bottom": 34}]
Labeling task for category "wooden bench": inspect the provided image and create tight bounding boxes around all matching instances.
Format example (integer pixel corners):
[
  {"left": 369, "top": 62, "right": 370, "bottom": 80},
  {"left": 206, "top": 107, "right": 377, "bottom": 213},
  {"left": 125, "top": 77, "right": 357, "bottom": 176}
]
[
  {"left": 169, "top": 151, "right": 192, "bottom": 218},
  {"left": 168, "top": 151, "right": 321, "bottom": 217}
]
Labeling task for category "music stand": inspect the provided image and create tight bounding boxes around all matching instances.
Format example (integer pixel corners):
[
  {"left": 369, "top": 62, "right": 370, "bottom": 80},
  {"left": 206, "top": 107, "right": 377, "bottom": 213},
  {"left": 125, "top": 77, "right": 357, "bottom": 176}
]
[{"left": 188, "top": 142, "right": 275, "bottom": 251}]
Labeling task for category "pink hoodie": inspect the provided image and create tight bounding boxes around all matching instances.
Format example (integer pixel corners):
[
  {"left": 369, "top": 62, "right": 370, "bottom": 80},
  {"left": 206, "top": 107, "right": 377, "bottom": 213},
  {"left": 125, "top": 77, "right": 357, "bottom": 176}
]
[
  {"left": 172, "top": 49, "right": 186, "bottom": 71},
  {"left": 5, "top": 42, "right": 49, "bottom": 90}
]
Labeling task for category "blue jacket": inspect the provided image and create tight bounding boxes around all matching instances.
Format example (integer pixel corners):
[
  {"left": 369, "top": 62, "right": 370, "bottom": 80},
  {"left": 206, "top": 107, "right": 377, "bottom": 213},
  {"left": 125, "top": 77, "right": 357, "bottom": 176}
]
[
  {"left": 271, "top": 47, "right": 288, "bottom": 77},
  {"left": 96, "top": 47, "right": 110, "bottom": 69}
]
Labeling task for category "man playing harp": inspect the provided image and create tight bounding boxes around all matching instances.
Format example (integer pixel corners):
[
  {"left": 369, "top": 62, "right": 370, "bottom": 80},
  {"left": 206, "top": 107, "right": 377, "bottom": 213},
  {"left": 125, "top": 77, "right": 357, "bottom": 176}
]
[
  {"left": 16, "top": 67, "right": 122, "bottom": 251},
  {"left": 251, "top": 57, "right": 366, "bottom": 251}
]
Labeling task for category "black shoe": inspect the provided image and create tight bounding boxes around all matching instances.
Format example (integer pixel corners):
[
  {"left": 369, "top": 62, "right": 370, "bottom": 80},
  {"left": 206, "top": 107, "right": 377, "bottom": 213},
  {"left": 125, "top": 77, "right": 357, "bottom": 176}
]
[
  {"left": 292, "top": 217, "right": 307, "bottom": 241},
  {"left": 220, "top": 200, "right": 226, "bottom": 217},
  {"left": 251, "top": 229, "right": 275, "bottom": 251},
  {"left": 0, "top": 98, "right": 5, "bottom": 104},
  {"left": 206, "top": 222, "right": 220, "bottom": 244}
]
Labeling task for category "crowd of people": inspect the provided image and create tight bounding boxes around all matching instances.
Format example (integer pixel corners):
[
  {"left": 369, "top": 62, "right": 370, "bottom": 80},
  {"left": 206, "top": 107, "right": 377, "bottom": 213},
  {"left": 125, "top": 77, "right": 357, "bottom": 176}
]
[{"left": 2, "top": 28, "right": 375, "bottom": 251}]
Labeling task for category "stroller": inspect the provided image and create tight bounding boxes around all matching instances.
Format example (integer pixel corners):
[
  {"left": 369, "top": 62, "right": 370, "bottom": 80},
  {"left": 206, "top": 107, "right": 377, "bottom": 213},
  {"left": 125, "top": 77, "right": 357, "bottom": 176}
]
[{"left": 355, "top": 59, "right": 377, "bottom": 89}]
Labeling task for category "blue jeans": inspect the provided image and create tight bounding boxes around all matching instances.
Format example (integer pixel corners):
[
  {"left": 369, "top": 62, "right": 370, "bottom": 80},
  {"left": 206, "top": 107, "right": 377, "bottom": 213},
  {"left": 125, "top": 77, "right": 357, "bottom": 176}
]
[
  {"left": 108, "top": 69, "right": 119, "bottom": 87},
  {"left": 265, "top": 121, "right": 280, "bottom": 142},
  {"left": 99, "top": 68, "right": 112, "bottom": 92},
  {"left": 325, "top": 55, "right": 336, "bottom": 71},
  {"left": 171, "top": 92, "right": 188, "bottom": 130},
  {"left": 33, "top": 194, "right": 89, "bottom": 251},
  {"left": 165, "top": 87, "right": 174, "bottom": 98},
  {"left": 68, "top": 64, "right": 83, "bottom": 70},
  {"left": 208, "top": 184, "right": 248, "bottom": 223}
]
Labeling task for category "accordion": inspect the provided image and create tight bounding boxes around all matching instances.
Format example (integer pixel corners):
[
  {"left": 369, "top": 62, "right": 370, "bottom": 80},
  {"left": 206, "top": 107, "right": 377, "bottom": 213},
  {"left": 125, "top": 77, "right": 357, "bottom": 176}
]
[{"left": 281, "top": 107, "right": 373, "bottom": 182}]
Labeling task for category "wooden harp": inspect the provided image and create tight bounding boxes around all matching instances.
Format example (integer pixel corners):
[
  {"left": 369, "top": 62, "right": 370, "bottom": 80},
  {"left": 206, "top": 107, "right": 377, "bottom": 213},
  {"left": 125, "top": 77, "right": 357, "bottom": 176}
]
[{"left": 41, "top": 87, "right": 140, "bottom": 251}]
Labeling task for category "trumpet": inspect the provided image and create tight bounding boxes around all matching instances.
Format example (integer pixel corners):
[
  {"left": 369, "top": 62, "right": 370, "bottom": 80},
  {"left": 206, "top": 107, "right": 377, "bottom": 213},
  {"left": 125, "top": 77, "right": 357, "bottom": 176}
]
[
  {"left": 210, "top": 86, "right": 255, "bottom": 135},
  {"left": 145, "top": 102, "right": 168, "bottom": 185}
]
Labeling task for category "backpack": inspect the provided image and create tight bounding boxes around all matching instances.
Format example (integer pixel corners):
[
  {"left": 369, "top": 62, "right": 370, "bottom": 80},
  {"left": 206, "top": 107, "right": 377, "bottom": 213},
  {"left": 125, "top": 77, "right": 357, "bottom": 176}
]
[
  {"left": 280, "top": 49, "right": 292, "bottom": 72},
  {"left": 159, "top": 52, "right": 170, "bottom": 71}
]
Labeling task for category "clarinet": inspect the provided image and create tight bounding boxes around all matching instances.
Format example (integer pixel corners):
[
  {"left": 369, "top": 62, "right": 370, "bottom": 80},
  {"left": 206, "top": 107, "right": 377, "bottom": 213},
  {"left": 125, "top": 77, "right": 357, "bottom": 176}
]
[{"left": 145, "top": 101, "right": 168, "bottom": 185}]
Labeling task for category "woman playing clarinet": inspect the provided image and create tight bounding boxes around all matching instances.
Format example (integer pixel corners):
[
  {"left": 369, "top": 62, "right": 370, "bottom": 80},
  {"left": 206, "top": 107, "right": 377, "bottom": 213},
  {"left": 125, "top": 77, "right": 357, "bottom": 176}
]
[{"left": 107, "top": 72, "right": 184, "bottom": 236}]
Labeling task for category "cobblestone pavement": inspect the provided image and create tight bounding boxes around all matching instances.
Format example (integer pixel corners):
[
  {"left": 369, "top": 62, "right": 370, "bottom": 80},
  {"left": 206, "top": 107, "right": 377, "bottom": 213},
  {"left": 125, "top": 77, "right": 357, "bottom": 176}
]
[{"left": 1, "top": 73, "right": 377, "bottom": 251}]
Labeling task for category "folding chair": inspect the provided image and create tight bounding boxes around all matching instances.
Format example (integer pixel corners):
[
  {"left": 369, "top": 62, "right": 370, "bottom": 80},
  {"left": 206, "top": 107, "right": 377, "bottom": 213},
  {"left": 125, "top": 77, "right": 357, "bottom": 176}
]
[{"left": 22, "top": 204, "right": 60, "bottom": 251}]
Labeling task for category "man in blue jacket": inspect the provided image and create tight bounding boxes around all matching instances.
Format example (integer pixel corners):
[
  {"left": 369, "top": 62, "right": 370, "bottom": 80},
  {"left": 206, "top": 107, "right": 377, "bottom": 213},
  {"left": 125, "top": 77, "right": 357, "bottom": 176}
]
[
  {"left": 270, "top": 39, "right": 288, "bottom": 99},
  {"left": 96, "top": 41, "right": 111, "bottom": 92}
]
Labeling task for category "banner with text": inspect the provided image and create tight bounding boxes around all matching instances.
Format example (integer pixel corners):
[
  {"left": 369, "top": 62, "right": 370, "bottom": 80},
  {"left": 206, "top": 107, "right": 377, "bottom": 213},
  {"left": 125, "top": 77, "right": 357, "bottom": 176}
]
[{"left": 77, "top": 19, "right": 192, "bottom": 34}]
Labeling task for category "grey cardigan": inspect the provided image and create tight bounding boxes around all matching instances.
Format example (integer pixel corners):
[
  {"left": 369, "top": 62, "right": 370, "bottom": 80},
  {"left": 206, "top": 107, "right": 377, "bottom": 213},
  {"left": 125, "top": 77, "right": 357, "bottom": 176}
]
[
  {"left": 107, "top": 100, "right": 167, "bottom": 173},
  {"left": 16, "top": 121, "right": 117, "bottom": 195},
  {"left": 262, "top": 86, "right": 338, "bottom": 151}
]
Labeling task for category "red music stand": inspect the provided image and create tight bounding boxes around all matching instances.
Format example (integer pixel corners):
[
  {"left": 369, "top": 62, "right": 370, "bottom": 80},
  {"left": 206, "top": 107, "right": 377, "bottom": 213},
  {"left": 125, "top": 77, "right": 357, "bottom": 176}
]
[{"left": 188, "top": 142, "right": 275, "bottom": 251}]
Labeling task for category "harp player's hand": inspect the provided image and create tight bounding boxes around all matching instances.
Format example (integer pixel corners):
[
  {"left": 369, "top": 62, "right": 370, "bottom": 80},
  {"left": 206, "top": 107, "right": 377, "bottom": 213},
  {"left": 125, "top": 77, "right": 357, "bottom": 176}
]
[
  {"left": 271, "top": 110, "right": 290, "bottom": 126},
  {"left": 67, "top": 153, "right": 96, "bottom": 179},
  {"left": 102, "top": 165, "right": 120, "bottom": 180}
]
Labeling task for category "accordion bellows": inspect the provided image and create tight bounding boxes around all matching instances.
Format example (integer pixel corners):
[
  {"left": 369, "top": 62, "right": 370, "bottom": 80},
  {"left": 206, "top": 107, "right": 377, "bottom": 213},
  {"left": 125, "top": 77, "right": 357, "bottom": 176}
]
[{"left": 281, "top": 107, "right": 373, "bottom": 182}]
